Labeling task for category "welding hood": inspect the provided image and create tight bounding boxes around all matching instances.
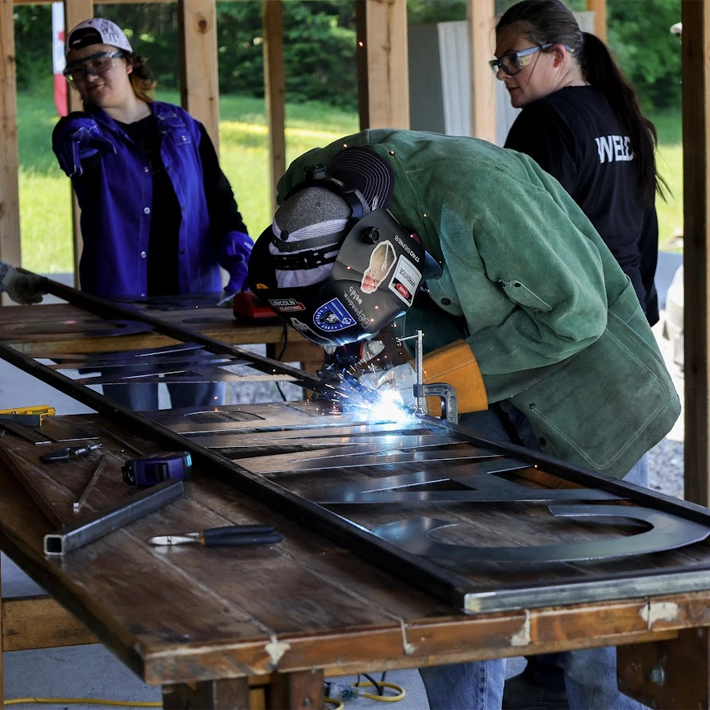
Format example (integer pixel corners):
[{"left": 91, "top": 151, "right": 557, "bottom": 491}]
[{"left": 247, "top": 208, "right": 427, "bottom": 348}]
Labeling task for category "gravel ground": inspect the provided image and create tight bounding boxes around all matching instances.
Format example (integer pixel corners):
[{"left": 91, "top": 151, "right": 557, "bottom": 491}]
[{"left": 646, "top": 316, "right": 685, "bottom": 500}]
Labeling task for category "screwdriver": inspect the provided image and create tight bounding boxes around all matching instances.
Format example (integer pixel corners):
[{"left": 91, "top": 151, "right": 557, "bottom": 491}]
[{"left": 39, "top": 443, "right": 103, "bottom": 464}]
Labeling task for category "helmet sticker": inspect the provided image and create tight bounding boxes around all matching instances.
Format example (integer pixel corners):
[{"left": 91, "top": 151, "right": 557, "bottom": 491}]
[
  {"left": 313, "top": 298, "right": 357, "bottom": 332},
  {"left": 289, "top": 317, "right": 338, "bottom": 347},
  {"left": 361, "top": 240, "right": 397, "bottom": 294},
  {"left": 268, "top": 297, "right": 306, "bottom": 312},
  {"left": 388, "top": 256, "right": 422, "bottom": 307}
]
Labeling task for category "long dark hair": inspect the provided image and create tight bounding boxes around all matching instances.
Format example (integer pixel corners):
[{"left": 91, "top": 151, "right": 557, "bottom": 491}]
[{"left": 497, "top": 0, "right": 666, "bottom": 205}]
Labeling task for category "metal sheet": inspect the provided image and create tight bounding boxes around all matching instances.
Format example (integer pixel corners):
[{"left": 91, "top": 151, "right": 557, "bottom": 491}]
[
  {"left": 39, "top": 418, "right": 99, "bottom": 443},
  {"left": 77, "top": 370, "right": 294, "bottom": 385},
  {"left": 311, "top": 460, "right": 621, "bottom": 504},
  {"left": 240, "top": 445, "right": 502, "bottom": 474},
  {"left": 372, "top": 507, "right": 710, "bottom": 562},
  {"left": 188, "top": 433, "right": 466, "bottom": 450}
]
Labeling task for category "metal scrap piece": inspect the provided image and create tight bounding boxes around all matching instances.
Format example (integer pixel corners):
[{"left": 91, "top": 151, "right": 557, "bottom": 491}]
[
  {"left": 44, "top": 478, "right": 184, "bottom": 556},
  {"left": 372, "top": 507, "right": 710, "bottom": 563}
]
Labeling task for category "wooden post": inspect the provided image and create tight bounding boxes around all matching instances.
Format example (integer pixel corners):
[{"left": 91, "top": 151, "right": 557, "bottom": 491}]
[
  {"left": 162, "top": 678, "right": 251, "bottom": 709},
  {"left": 681, "top": 0, "right": 710, "bottom": 506},
  {"left": 263, "top": 0, "right": 286, "bottom": 211},
  {"left": 355, "top": 0, "right": 409, "bottom": 130},
  {"left": 467, "top": 0, "right": 496, "bottom": 143},
  {"left": 618, "top": 631, "right": 710, "bottom": 708},
  {"left": 265, "top": 669, "right": 324, "bottom": 710},
  {"left": 586, "top": 0, "right": 607, "bottom": 43},
  {"left": 0, "top": 559, "right": 4, "bottom": 698},
  {"left": 177, "top": 0, "right": 220, "bottom": 151},
  {"left": 0, "top": 0, "right": 21, "bottom": 306},
  {"left": 63, "top": 0, "right": 93, "bottom": 288}
]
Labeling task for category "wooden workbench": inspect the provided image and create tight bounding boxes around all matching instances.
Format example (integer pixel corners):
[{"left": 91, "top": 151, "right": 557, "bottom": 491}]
[
  {"left": 0, "top": 301, "right": 323, "bottom": 372},
  {"left": 2, "top": 411, "right": 710, "bottom": 709}
]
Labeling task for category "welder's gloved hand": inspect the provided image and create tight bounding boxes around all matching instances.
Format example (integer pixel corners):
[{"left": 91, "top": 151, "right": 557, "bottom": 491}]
[
  {"left": 218, "top": 231, "right": 253, "bottom": 294},
  {"left": 358, "top": 362, "right": 417, "bottom": 409},
  {"left": 357, "top": 324, "right": 412, "bottom": 371},
  {"left": 0, "top": 265, "right": 45, "bottom": 305},
  {"left": 423, "top": 340, "right": 488, "bottom": 415},
  {"left": 52, "top": 113, "right": 117, "bottom": 177}
]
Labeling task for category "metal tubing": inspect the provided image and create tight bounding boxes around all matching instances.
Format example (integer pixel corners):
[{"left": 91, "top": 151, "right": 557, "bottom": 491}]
[{"left": 44, "top": 479, "right": 184, "bottom": 556}]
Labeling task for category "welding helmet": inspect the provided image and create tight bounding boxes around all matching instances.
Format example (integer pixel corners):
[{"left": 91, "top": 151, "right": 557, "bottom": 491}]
[{"left": 247, "top": 147, "right": 427, "bottom": 347}]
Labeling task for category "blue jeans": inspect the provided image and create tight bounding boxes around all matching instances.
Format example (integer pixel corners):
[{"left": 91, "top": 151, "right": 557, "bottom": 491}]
[
  {"left": 419, "top": 406, "right": 650, "bottom": 710},
  {"left": 102, "top": 380, "right": 226, "bottom": 411}
]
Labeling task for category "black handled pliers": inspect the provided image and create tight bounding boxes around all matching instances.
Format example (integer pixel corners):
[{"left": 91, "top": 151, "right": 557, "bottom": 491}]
[{"left": 147, "top": 524, "right": 283, "bottom": 547}]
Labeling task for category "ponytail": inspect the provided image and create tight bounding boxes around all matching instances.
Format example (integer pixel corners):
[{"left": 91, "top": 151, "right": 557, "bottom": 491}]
[{"left": 581, "top": 32, "right": 666, "bottom": 205}]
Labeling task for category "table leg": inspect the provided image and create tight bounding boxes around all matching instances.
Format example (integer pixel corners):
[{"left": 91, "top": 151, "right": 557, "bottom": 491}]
[
  {"left": 265, "top": 669, "right": 324, "bottom": 710},
  {"left": 618, "top": 629, "right": 710, "bottom": 708},
  {"left": 0, "top": 559, "right": 4, "bottom": 700},
  {"left": 162, "top": 678, "right": 251, "bottom": 709}
]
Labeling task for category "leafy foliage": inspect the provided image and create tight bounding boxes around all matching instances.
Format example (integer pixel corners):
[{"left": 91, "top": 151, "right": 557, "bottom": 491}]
[{"left": 13, "top": 0, "right": 681, "bottom": 113}]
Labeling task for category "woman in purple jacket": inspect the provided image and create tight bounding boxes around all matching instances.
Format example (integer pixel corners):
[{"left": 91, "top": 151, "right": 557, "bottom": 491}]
[{"left": 52, "top": 18, "right": 251, "bottom": 411}]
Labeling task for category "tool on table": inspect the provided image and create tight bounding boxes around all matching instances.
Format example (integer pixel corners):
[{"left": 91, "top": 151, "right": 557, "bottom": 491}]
[
  {"left": 73, "top": 454, "right": 107, "bottom": 513},
  {"left": 0, "top": 419, "right": 52, "bottom": 444},
  {"left": 39, "top": 442, "right": 102, "bottom": 463},
  {"left": 0, "top": 404, "right": 55, "bottom": 426},
  {"left": 44, "top": 479, "right": 185, "bottom": 556},
  {"left": 122, "top": 451, "right": 192, "bottom": 487},
  {"left": 231, "top": 290, "right": 278, "bottom": 321},
  {"left": 148, "top": 524, "right": 283, "bottom": 547}
]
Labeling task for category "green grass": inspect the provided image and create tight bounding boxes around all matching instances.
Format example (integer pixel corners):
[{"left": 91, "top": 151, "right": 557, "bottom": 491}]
[{"left": 16, "top": 86, "right": 683, "bottom": 274}]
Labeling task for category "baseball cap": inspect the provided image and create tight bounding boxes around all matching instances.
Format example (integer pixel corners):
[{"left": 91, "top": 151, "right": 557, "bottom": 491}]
[{"left": 65, "top": 18, "right": 133, "bottom": 58}]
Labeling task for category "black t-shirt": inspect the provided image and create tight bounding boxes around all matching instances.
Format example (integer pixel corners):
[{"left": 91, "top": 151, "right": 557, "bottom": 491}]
[
  {"left": 117, "top": 114, "right": 180, "bottom": 295},
  {"left": 504, "top": 86, "right": 659, "bottom": 325}
]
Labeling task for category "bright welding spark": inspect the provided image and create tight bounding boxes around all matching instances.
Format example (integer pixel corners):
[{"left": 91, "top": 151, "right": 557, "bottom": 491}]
[{"left": 343, "top": 385, "right": 416, "bottom": 424}]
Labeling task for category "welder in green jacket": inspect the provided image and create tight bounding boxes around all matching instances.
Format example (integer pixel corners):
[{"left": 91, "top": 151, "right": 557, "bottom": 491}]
[
  {"left": 249, "top": 127, "right": 678, "bottom": 710},
  {"left": 253, "top": 128, "right": 679, "bottom": 478}
]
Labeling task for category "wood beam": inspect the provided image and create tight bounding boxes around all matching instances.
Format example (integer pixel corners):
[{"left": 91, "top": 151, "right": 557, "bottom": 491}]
[
  {"left": 0, "top": 0, "right": 21, "bottom": 307},
  {"left": 468, "top": 0, "right": 496, "bottom": 143},
  {"left": 586, "top": 0, "right": 607, "bottom": 43},
  {"left": 63, "top": 0, "right": 93, "bottom": 288},
  {"left": 263, "top": 0, "right": 286, "bottom": 212},
  {"left": 681, "top": 0, "right": 710, "bottom": 506},
  {"left": 355, "top": 0, "right": 409, "bottom": 130},
  {"left": 177, "top": 0, "right": 220, "bottom": 151}
]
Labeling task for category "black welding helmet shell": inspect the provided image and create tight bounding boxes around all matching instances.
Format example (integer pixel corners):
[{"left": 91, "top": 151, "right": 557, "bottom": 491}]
[{"left": 248, "top": 206, "right": 426, "bottom": 347}]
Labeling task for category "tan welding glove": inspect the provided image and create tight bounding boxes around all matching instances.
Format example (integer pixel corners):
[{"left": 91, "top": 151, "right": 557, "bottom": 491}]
[{"left": 423, "top": 340, "right": 488, "bottom": 415}]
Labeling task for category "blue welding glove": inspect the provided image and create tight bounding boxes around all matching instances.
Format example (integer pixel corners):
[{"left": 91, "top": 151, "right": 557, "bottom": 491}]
[
  {"left": 218, "top": 231, "right": 253, "bottom": 294},
  {"left": 52, "top": 113, "right": 117, "bottom": 178}
]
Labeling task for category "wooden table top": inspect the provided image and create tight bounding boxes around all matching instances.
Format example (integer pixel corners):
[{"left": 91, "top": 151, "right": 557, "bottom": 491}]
[
  {"left": 0, "top": 302, "right": 305, "bottom": 355},
  {"left": 0, "top": 411, "right": 707, "bottom": 688}
]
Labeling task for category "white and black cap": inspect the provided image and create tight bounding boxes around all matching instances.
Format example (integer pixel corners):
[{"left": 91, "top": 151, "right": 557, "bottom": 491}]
[{"left": 65, "top": 18, "right": 133, "bottom": 58}]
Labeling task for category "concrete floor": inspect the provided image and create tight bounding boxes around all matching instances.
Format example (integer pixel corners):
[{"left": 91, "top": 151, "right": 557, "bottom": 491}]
[{"left": 1, "top": 255, "right": 684, "bottom": 708}]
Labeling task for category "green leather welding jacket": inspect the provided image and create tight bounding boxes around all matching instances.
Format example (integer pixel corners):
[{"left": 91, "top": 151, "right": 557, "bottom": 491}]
[{"left": 276, "top": 129, "right": 680, "bottom": 478}]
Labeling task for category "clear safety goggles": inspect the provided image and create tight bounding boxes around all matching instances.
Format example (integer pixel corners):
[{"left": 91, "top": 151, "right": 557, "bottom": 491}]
[
  {"left": 63, "top": 51, "right": 124, "bottom": 84},
  {"left": 489, "top": 43, "right": 554, "bottom": 76}
]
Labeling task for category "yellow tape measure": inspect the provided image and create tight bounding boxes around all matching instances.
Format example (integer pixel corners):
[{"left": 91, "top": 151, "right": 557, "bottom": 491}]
[{"left": 0, "top": 405, "right": 55, "bottom": 419}]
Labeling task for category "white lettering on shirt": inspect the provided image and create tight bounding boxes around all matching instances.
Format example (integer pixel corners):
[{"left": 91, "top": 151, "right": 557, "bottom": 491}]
[{"left": 595, "top": 135, "right": 634, "bottom": 163}]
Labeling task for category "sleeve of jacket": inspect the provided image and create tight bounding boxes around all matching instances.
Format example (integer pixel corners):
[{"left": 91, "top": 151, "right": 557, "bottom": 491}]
[
  {"left": 52, "top": 112, "right": 116, "bottom": 178},
  {"left": 198, "top": 124, "right": 249, "bottom": 239},
  {"left": 442, "top": 163, "right": 611, "bottom": 402}
]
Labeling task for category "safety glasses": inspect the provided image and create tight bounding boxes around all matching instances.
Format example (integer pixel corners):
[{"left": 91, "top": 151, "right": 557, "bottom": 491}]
[
  {"left": 63, "top": 51, "right": 124, "bottom": 85},
  {"left": 489, "top": 43, "right": 554, "bottom": 76}
]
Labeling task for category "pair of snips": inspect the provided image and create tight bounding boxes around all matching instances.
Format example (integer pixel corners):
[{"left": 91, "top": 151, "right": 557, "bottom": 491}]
[{"left": 148, "top": 524, "right": 283, "bottom": 547}]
